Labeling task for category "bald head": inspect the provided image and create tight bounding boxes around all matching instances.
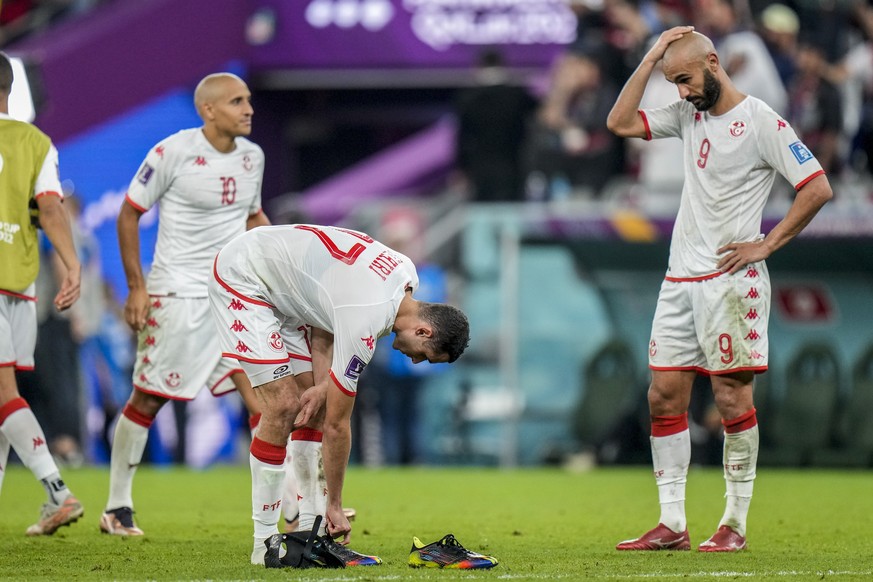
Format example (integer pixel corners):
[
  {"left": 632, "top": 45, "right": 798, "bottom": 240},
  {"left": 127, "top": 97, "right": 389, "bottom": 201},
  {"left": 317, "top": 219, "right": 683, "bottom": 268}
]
[
  {"left": 0, "top": 52, "right": 13, "bottom": 97},
  {"left": 194, "top": 73, "right": 247, "bottom": 119},
  {"left": 663, "top": 31, "right": 717, "bottom": 69}
]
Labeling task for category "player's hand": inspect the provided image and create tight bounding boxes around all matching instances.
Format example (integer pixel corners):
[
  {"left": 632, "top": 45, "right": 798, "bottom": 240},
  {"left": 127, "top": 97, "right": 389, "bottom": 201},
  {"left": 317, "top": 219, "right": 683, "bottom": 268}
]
[
  {"left": 53, "top": 265, "right": 81, "bottom": 312},
  {"left": 123, "top": 286, "right": 150, "bottom": 332},
  {"left": 644, "top": 25, "right": 695, "bottom": 64},
  {"left": 326, "top": 505, "right": 351, "bottom": 545},
  {"left": 717, "top": 240, "right": 771, "bottom": 274},
  {"left": 295, "top": 383, "right": 327, "bottom": 427}
]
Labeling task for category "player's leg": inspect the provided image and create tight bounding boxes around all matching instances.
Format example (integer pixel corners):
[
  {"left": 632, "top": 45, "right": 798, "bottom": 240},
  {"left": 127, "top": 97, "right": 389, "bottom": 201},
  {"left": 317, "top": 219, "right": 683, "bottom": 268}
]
[
  {"left": 0, "top": 297, "right": 82, "bottom": 535},
  {"left": 248, "top": 373, "right": 301, "bottom": 564},
  {"left": 618, "top": 281, "right": 696, "bottom": 551},
  {"left": 231, "top": 369, "right": 301, "bottom": 532},
  {"left": 101, "top": 388, "right": 165, "bottom": 536},
  {"left": 699, "top": 371, "right": 756, "bottom": 552},
  {"left": 0, "top": 366, "right": 84, "bottom": 535}
]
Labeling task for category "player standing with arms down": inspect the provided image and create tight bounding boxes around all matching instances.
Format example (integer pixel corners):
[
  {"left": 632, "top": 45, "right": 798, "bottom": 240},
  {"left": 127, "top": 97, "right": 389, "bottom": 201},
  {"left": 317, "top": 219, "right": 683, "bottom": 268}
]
[
  {"left": 100, "top": 72, "right": 272, "bottom": 535},
  {"left": 207, "top": 224, "right": 470, "bottom": 564},
  {"left": 607, "top": 28, "right": 833, "bottom": 551},
  {"left": 0, "top": 51, "right": 85, "bottom": 535}
]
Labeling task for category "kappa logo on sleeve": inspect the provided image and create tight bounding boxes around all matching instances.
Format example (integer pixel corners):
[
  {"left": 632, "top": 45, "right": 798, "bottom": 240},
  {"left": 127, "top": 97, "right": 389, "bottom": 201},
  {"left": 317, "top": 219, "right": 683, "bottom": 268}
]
[
  {"left": 344, "top": 355, "right": 367, "bottom": 380},
  {"left": 137, "top": 163, "right": 155, "bottom": 185},
  {"left": 789, "top": 141, "right": 813, "bottom": 165}
]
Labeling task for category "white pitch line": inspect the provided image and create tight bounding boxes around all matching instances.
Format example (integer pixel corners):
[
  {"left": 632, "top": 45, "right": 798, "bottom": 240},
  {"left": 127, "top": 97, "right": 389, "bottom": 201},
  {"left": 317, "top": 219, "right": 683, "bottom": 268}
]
[{"left": 293, "top": 570, "right": 873, "bottom": 581}]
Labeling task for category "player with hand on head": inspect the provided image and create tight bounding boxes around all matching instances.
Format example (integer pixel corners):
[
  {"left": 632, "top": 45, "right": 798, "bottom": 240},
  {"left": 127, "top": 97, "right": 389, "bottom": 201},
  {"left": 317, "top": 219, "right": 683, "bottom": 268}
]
[
  {"left": 207, "top": 224, "right": 470, "bottom": 565},
  {"left": 607, "top": 27, "right": 832, "bottom": 551},
  {"left": 0, "top": 50, "right": 84, "bottom": 536},
  {"left": 100, "top": 72, "right": 273, "bottom": 536}
]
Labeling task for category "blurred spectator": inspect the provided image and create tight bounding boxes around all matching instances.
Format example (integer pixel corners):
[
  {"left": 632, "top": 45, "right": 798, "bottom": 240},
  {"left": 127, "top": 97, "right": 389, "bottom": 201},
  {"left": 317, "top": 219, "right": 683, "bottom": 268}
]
[
  {"left": 694, "top": 0, "right": 789, "bottom": 115},
  {"left": 529, "top": 48, "right": 625, "bottom": 199},
  {"left": 354, "top": 208, "right": 450, "bottom": 465},
  {"left": 0, "top": 0, "right": 104, "bottom": 47},
  {"left": 758, "top": 3, "right": 801, "bottom": 88},
  {"left": 17, "top": 195, "right": 101, "bottom": 466},
  {"left": 789, "top": 44, "right": 845, "bottom": 176},
  {"left": 453, "top": 48, "right": 538, "bottom": 202}
]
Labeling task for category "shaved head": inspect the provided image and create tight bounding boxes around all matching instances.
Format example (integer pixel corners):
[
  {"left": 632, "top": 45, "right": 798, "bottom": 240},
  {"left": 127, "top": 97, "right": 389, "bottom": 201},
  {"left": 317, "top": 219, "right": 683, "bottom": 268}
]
[
  {"left": 663, "top": 31, "right": 716, "bottom": 68},
  {"left": 194, "top": 73, "right": 246, "bottom": 117}
]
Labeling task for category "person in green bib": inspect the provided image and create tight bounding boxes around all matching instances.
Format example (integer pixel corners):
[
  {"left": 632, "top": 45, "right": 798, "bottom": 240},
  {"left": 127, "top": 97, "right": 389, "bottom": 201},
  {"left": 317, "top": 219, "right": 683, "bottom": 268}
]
[{"left": 0, "top": 51, "right": 84, "bottom": 535}]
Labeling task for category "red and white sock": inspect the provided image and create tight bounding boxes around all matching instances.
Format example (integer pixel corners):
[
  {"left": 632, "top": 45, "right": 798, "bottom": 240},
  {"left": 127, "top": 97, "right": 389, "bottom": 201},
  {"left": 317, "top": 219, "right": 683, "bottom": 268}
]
[
  {"left": 106, "top": 403, "right": 153, "bottom": 510},
  {"left": 719, "top": 408, "right": 758, "bottom": 537},
  {"left": 290, "top": 428, "right": 326, "bottom": 534},
  {"left": 0, "top": 398, "right": 70, "bottom": 505},
  {"left": 250, "top": 436, "right": 285, "bottom": 542},
  {"left": 651, "top": 412, "right": 690, "bottom": 533}
]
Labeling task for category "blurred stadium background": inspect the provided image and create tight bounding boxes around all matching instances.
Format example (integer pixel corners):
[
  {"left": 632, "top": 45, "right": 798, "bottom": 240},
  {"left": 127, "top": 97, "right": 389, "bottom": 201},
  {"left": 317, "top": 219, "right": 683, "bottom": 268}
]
[{"left": 4, "top": 0, "right": 873, "bottom": 471}]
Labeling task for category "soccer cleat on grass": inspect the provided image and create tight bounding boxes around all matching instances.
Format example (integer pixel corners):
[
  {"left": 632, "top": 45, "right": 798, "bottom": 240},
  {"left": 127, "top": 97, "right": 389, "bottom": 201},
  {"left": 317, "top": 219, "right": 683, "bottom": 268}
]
[
  {"left": 319, "top": 536, "right": 382, "bottom": 566},
  {"left": 616, "top": 523, "right": 690, "bottom": 551},
  {"left": 698, "top": 525, "right": 746, "bottom": 552},
  {"left": 25, "top": 496, "right": 84, "bottom": 536},
  {"left": 408, "top": 534, "right": 498, "bottom": 569},
  {"left": 99, "top": 506, "right": 144, "bottom": 536}
]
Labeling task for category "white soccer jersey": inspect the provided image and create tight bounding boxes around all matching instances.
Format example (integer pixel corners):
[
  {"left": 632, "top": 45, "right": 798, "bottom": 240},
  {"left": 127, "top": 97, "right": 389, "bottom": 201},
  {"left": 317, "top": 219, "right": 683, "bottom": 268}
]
[
  {"left": 212, "top": 224, "right": 419, "bottom": 394},
  {"left": 126, "top": 128, "right": 264, "bottom": 297},
  {"left": 640, "top": 96, "right": 824, "bottom": 280}
]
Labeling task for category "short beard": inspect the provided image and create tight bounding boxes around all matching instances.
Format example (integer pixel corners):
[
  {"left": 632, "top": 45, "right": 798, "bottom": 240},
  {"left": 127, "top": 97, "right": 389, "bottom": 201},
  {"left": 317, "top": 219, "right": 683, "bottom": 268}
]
[{"left": 689, "top": 69, "right": 721, "bottom": 111}]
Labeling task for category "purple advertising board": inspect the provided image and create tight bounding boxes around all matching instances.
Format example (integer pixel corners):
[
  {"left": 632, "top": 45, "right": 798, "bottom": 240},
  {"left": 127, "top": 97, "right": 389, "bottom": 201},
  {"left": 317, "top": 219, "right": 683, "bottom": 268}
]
[{"left": 248, "top": 0, "right": 577, "bottom": 70}]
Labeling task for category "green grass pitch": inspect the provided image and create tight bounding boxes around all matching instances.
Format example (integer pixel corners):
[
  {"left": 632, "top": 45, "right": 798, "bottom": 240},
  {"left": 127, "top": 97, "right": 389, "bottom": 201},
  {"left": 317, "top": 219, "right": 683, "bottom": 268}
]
[{"left": 1, "top": 464, "right": 871, "bottom": 580}]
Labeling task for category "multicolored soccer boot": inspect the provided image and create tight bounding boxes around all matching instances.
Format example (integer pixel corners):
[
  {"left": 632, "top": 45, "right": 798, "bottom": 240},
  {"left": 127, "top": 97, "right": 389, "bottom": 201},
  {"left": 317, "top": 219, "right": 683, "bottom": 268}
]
[
  {"left": 319, "top": 536, "right": 382, "bottom": 566},
  {"left": 408, "top": 534, "right": 498, "bottom": 569}
]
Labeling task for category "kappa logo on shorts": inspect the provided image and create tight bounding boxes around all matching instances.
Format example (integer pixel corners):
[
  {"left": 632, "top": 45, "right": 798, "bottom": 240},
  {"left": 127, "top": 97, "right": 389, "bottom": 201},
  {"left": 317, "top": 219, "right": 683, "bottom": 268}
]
[
  {"left": 165, "top": 371, "right": 181, "bottom": 388},
  {"left": 272, "top": 364, "right": 290, "bottom": 379},
  {"left": 789, "top": 141, "right": 813, "bottom": 164},
  {"left": 268, "top": 331, "right": 285, "bottom": 352},
  {"left": 137, "top": 163, "right": 154, "bottom": 185},
  {"left": 344, "top": 355, "right": 366, "bottom": 380}
]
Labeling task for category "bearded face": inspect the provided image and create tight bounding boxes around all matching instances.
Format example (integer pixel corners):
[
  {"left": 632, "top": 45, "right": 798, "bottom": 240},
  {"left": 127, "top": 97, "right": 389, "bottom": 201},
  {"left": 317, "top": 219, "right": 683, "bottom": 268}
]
[{"left": 688, "top": 67, "right": 722, "bottom": 111}]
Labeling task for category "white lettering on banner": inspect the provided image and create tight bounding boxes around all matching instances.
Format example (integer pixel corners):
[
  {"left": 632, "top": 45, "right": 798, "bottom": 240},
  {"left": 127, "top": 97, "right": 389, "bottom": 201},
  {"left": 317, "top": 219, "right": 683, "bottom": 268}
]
[
  {"left": 304, "top": 0, "right": 576, "bottom": 49},
  {"left": 0, "top": 222, "right": 21, "bottom": 245}
]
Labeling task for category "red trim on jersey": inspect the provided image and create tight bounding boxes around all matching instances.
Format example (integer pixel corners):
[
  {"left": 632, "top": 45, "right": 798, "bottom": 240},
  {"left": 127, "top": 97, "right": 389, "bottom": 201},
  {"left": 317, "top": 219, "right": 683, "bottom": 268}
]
[
  {"left": 288, "top": 352, "right": 312, "bottom": 362},
  {"left": 208, "top": 368, "right": 243, "bottom": 394},
  {"left": 651, "top": 412, "right": 688, "bottom": 437},
  {"left": 122, "top": 403, "right": 156, "bottom": 428},
  {"left": 212, "top": 258, "right": 275, "bottom": 308},
  {"left": 221, "top": 352, "right": 289, "bottom": 365},
  {"left": 664, "top": 271, "right": 725, "bottom": 282},
  {"left": 650, "top": 364, "right": 768, "bottom": 375},
  {"left": 15, "top": 365, "right": 34, "bottom": 371},
  {"left": 0, "top": 361, "right": 16, "bottom": 368},
  {"left": 124, "top": 194, "right": 148, "bottom": 213},
  {"left": 0, "top": 397, "right": 29, "bottom": 425},
  {"left": 291, "top": 428, "right": 323, "bottom": 442},
  {"left": 0, "top": 288, "right": 37, "bottom": 301},
  {"left": 34, "top": 190, "right": 62, "bottom": 199},
  {"left": 723, "top": 408, "right": 758, "bottom": 434},
  {"left": 250, "top": 436, "right": 285, "bottom": 465},
  {"left": 133, "top": 383, "right": 192, "bottom": 402},
  {"left": 329, "top": 370, "right": 356, "bottom": 397},
  {"left": 639, "top": 110, "right": 652, "bottom": 141},
  {"left": 795, "top": 170, "right": 825, "bottom": 191},
  {"left": 249, "top": 413, "right": 261, "bottom": 431}
]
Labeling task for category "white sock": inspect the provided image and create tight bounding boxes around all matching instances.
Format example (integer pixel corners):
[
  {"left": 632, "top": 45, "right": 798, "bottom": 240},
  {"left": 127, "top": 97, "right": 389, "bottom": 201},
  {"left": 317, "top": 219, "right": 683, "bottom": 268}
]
[
  {"left": 0, "top": 429, "right": 9, "bottom": 497},
  {"left": 720, "top": 424, "right": 758, "bottom": 537},
  {"left": 290, "top": 433, "right": 326, "bottom": 534},
  {"left": 106, "top": 408, "right": 151, "bottom": 510},
  {"left": 0, "top": 400, "right": 70, "bottom": 504},
  {"left": 250, "top": 438, "right": 285, "bottom": 542},
  {"left": 652, "top": 428, "right": 690, "bottom": 533},
  {"left": 282, "top": 437, "right": 300, "bottom": 524}
]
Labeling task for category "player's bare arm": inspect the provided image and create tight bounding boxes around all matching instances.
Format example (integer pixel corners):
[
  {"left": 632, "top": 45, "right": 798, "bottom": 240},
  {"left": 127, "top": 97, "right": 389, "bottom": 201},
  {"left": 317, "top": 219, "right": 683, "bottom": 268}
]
[
  {"left": 294, "top": 328, "right": 333, "bottom": 428},
  {"left": 36, "top": 195, "right": 81, "bottom": 311},
  {"left": 717, "top": 174, "right": 833, "bottom": 273},
  {"left": 117, "top": 200, "right": 149, "bottom": 331},
  {"left": 322, "top": 384, "right": 354, "bottom": 544},
  {"left": 246, "top": 209, "right": 271, "bottom": 230},
  {"left": 607, "top": 25, "right": 694, "bottom": 138}
]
